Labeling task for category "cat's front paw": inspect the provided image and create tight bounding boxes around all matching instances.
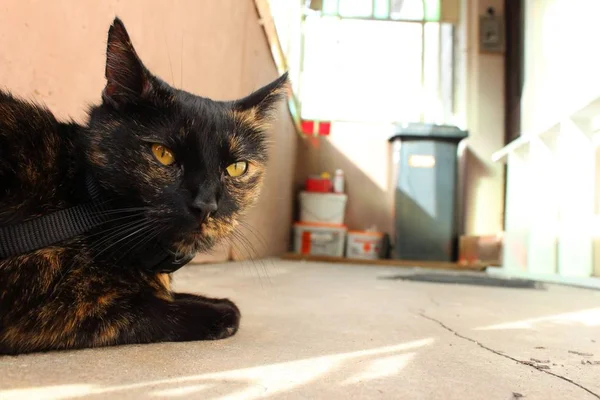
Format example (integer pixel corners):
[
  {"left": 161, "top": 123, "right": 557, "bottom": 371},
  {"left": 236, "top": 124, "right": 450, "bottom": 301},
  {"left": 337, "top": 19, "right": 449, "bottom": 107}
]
[
  {"left": 207, "top": 299, "right": 240, "bottom": 339},
  {"left": 171, "top": 294, "right": 241, "bottom": 341}
]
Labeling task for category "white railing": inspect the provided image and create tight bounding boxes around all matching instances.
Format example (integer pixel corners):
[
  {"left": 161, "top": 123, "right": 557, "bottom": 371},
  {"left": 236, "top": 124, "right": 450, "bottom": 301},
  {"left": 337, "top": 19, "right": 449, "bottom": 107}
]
[{"left": 492, "top": 96, "right": 600, "bottom": 283}]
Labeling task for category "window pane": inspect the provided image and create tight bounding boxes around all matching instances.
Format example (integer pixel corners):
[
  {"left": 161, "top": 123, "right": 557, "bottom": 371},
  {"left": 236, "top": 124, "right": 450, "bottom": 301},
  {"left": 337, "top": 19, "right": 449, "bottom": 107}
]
[
  {"left": 300, "top": 17, "right": 424, "bottom": 123},
  {"left": 268, "top": 0, "right": 303, "bottom": 95},
  {"left": 424, "top": 0, "right": 441, "bottom": 21},
  {"left": 390, "top": 0, "right": 424, "bottom": 21},
  {"left": 423, "top": 22, "right": 442, "bottom": 122},
  {"left": 338, "top": 0, "right": 373, "bottom": 17},
  {"left": 439, "top": 23, "right": 454, "bottom": 123},
  {"left": 373, "top": 0, "right": 391, "bottom": 19},
  {"left": 322, "top": 0, "right": 340, "bottom": 16}
]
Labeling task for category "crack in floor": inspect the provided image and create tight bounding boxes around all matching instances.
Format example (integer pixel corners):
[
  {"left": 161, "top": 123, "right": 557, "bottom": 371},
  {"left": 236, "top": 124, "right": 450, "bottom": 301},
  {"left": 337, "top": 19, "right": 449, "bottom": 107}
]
[{"left": 419, "top": 313, "right": 600, "bottom": 399}]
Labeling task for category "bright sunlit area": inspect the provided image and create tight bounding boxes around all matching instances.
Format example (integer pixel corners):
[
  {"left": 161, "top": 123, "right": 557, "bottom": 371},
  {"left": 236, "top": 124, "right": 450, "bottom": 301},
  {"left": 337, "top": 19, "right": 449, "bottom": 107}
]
[{"left": 1, "top": 0, "right": 600, "bottom": 399}]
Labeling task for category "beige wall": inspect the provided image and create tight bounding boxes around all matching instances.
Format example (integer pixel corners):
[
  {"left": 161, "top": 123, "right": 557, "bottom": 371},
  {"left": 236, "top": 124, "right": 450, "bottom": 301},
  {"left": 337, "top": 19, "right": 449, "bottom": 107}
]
[
  {"left": 0, "top": 0, "right": 296, "bottom": 261},
  {"left": 460, "top": 0, "right": 505, "bottom": 235},
  {"left": 294, "top": 122, "right": 395, "bottom": 235},
  {"left": 294, "top": 0, "right": 506, "bottom": 238}
]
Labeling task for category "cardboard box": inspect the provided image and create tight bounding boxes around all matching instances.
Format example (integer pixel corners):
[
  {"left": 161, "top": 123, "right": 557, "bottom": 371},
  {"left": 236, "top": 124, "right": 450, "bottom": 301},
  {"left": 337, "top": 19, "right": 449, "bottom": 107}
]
[{"left": 458, "top": 234, "right": 503, "bottom": 267}]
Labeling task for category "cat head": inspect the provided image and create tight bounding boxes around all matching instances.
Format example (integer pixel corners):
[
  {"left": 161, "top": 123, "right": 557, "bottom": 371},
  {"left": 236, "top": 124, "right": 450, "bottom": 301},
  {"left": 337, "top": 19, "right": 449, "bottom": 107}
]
[{"left": 84, "top": 18, "right": 288, "bottom": 257}]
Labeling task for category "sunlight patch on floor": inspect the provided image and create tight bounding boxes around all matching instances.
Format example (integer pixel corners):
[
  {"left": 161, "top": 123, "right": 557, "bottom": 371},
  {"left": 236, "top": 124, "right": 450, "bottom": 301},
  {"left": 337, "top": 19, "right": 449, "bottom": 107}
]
[
  {"left": 151, "top": 384, "right": 214, "bottom": 397},
  {"left": 0, "top": 338, "right": 434, "bottom": 400},
  {"left": 475, "top": 308, "right": 600, "bottom": 331},
  {"left": 341, "top": 353, "right": 417, "bottom": 385},
  {"left": 0, "top": 385, "right": 94, "bottom": 400}
]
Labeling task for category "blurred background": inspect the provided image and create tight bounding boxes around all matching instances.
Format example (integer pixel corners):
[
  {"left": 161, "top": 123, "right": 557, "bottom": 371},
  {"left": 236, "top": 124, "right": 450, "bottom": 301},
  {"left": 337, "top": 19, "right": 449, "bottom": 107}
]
[
  {"left": 2, "top": 2, "right": 600, "bottom": 399},
  {"left": 1, "top": 0, "right": 598, "bottom": 284}
]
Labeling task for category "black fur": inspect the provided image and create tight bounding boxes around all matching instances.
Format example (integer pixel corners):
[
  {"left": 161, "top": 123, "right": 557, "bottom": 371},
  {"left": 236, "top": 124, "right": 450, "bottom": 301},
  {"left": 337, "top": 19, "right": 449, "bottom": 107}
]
[{"left": 0, "top": 17, "right": 288, "bottom": 354}]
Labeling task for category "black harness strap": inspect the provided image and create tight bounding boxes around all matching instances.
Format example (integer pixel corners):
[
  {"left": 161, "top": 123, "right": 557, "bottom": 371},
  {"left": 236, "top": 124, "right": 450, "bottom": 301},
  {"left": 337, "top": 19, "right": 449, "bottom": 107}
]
[
  {"left": 0, "top": 175, "right": 109, "bottom": 259},
  {"left": 0, "top": 201, "right": 109, "bottom": 259},
  {"left": 139, "top": 244, "right": 194, "bottom": 273},
  {"left": 0, "top": 174, "right": 193, "bottom": 273}
]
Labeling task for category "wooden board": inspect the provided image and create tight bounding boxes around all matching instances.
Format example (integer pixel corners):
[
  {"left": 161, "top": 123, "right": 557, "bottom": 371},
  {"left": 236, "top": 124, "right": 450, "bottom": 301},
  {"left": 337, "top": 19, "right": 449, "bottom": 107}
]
[{"left": 281, "top": 253, "right": 491, "bottom": 271}]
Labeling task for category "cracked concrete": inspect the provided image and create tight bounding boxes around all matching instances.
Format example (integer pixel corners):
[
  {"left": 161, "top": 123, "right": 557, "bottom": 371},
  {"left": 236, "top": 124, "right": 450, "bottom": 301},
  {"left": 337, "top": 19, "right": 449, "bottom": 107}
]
[
  {"left": 1, "top": 260, "right": 599, "bottom": 399},
  {"left": 419, "top": 313, "right": 600, "bottom": 399}
]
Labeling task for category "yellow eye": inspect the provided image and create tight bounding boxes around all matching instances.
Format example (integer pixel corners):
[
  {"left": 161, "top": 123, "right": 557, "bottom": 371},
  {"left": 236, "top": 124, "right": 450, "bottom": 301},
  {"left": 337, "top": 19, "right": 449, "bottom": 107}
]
[
  {"left": 151, "top": 144, "right": 175, "bottom": 166},
  {"left": 226, "top": 161, "right": 248, "bottom": 177}
]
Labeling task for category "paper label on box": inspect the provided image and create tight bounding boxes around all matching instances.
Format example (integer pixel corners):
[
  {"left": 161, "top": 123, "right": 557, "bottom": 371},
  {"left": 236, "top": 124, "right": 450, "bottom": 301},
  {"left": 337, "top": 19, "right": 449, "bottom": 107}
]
[{"left": 408, "top": 154, "right": 436, "bottom": 168}]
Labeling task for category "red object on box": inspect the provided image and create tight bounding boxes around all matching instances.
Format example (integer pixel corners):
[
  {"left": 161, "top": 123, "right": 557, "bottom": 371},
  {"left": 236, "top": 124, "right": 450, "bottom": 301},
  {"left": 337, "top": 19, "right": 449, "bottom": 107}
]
[
  {"left": 300, "top": 120, "right": 331, "bottom": 136},
  {"left": 301, "top": 120, "right": 314, "bottom": 134},
  {"left": 305, "top": 176, "right": 332, "bottom": 192},
  {"left": 301, "top": 231, "right": 312, "bottom": 254},
  {"left": 318, "top": 121, "right": 331, "bottom": 135}
]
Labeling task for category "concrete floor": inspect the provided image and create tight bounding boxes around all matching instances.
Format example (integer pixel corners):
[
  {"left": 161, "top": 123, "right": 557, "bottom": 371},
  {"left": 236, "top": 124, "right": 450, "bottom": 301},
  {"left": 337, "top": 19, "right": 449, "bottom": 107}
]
[{"left": 1, "top": 260, "right": 599, "bottom": 400}]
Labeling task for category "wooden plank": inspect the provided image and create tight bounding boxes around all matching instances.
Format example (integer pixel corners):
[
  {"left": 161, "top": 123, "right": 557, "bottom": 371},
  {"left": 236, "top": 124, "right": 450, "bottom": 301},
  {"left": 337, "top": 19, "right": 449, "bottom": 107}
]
[
  {"left": 253, "top": 0, "right": 287, "bottom": 74},
  {"left": 252, "top": 0, "right": 303, "bottom": 135},
  {"left": 280, "top": 253, "right": 489, "bottom": 271}
]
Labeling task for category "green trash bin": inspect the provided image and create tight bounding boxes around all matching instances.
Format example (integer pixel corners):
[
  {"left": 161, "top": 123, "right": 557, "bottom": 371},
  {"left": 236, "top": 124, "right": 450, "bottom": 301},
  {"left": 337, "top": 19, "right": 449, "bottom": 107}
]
[{"left": 389, "top": 123, "right": 468, "bottom": 262}]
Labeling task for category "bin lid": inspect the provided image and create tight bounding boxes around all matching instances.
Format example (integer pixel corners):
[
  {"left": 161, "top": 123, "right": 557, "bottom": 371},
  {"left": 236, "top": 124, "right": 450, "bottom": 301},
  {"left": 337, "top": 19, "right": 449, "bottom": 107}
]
[{"left": 389, "top": 123, "right": 468, "bottom": 142}]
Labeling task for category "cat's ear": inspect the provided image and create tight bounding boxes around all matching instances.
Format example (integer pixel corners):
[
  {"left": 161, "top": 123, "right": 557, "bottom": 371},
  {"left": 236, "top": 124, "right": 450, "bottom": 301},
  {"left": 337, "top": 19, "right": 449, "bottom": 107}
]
[
  {"left": 102, "top": 17, "right": 151, "bottom": 107},
  {"left": 232, "top": 73, "right": 290, "bottom": 130}
]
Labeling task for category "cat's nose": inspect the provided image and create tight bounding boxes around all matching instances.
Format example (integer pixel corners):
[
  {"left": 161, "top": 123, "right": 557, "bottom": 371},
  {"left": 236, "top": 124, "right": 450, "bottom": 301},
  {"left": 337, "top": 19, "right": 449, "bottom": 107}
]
[{"left": 190, "top": 197, "right": 218, "bottom": 223}]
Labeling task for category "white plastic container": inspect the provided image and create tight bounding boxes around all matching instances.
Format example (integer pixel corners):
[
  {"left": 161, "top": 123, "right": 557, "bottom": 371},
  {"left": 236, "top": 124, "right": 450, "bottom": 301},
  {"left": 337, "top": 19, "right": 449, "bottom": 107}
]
[
  {"left": 293, "top": 222, "right": 347, "bottom": 257},
  {"left": 333, "top": 169, "right": 345, "bottom": 193},
  {"left": 346, "top": 230, "right": 384, "bottom": 260},
  {"left": 299, "top": 191, "right": 347, "bottom": 224}
]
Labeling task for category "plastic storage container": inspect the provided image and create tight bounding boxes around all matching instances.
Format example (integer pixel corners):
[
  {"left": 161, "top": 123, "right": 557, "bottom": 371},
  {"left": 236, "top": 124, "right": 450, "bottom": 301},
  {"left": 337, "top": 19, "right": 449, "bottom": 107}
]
[
  {"left": 299, "top": 191, "right": 347, "bottom": 224},
  {"left": 293, "top": 222, "right": 347, "bottom": 257},
  {"left": 346, "top": 230, "right": 383, "bottom": 260},
  {"left": 389, "top": 123, "right": 468, "bottom": 262},
  {"left": 333, "top": 169, "right": 345, "bottom": 193}
]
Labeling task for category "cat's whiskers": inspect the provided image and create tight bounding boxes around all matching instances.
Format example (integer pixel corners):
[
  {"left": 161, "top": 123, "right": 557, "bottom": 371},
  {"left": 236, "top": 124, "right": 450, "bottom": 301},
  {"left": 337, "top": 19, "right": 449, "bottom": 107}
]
[
  {"left": 49, "top": 223, "right": 144, "bottom": 297},
  {"left": 84, "top": 214, "right": 150, "bottom": 240},
  {"left": 86, "top": 218, "right": 151, "bottom": 257},
  {"left": 86, "top": 216, "right": 149, "bottom": 246},
  {"left": 227, "top": 229, "right": 272, "bottom": 287},
  {"left": 51, "top": 215, "right": 143, "bottom": 290},
  {"left": 92, "top": 219, "right": 155, "bottom": 260},
  {"left": 238, "top": 220, "right": 278, "bottom": 278},
  {"left": 87, "top": 206, "right": 152, "bottom": 217},
  {"left": 112, "top": 222, "right": 165, "bottom": 266},
  {"left": 50, "top": 216, "right": 151, "bottom": 290},
  {"left": 138, "top": 224, "right": 167, "bottom": 254},
  {"left": 238, "top": 221, "right": 270, "bottom": 254},
  {"left": 110, "top": 220, "right": 156, "bottom": 256},
  {"left": 226, "top": 235, "right": 269, "bottom": 289}
]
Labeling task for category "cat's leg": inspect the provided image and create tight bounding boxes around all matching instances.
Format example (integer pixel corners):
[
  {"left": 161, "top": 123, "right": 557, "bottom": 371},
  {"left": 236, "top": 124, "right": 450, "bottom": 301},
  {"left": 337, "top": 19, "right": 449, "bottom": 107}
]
[
  {"left": 92, "top": 272, "right": 241, "bottom": 346},
  {"left": 113, "top": 291, "right": 241, "bottom": 344},
  {"left": 0, "top": 274, "right": 240, "bottom": 354}
]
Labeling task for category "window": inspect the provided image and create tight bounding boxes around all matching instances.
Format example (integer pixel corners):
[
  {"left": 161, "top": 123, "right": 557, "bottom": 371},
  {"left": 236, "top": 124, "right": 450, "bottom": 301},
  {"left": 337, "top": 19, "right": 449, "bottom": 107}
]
[
  {"left": 298, "top": 0, "right": 454, "bottom": 124},
  {"left": 321, "top": 0, "right": 441, "bottom": 21}
]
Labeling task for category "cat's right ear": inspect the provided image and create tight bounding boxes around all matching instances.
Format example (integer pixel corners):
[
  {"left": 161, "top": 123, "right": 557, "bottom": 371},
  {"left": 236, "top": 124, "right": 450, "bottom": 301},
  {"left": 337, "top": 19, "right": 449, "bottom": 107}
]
[{"left": 102, "top": 17, "right": 151, "bottom": 108}]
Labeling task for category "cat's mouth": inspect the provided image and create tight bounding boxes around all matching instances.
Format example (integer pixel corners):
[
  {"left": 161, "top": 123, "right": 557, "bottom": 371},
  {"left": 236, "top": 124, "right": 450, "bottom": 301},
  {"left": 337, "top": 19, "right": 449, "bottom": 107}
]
[
  {"left": 191, "top": 216, "right": 214, "bottom": 234},
  {"left": 172, "top": 215, "right": 237, "bottom": 257},
  {"left": 193, "top": 217, "right": 226, "bottom": 238}
]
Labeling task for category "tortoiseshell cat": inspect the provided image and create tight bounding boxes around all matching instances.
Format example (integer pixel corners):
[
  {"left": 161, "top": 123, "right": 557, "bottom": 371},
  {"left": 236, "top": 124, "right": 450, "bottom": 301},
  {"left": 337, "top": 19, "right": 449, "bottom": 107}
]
[{"left": 0, "top": 18, "right": 288, "bottom": 354}]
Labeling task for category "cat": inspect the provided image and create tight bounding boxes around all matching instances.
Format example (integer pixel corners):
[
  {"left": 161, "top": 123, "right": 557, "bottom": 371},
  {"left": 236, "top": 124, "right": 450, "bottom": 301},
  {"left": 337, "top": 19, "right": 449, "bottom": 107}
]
[{"left": 0, "top": 17, "right": 288, "bottom": 354}]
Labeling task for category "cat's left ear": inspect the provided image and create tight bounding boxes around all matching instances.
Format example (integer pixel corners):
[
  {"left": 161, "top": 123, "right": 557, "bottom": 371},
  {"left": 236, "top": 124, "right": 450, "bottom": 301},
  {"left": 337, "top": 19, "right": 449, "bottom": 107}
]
[
  {"left": 232, "top": 73, "right": 290, "bottom": 130},
  {"left": 102, "top": 17, "right": 151, "bottom": 107}
]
